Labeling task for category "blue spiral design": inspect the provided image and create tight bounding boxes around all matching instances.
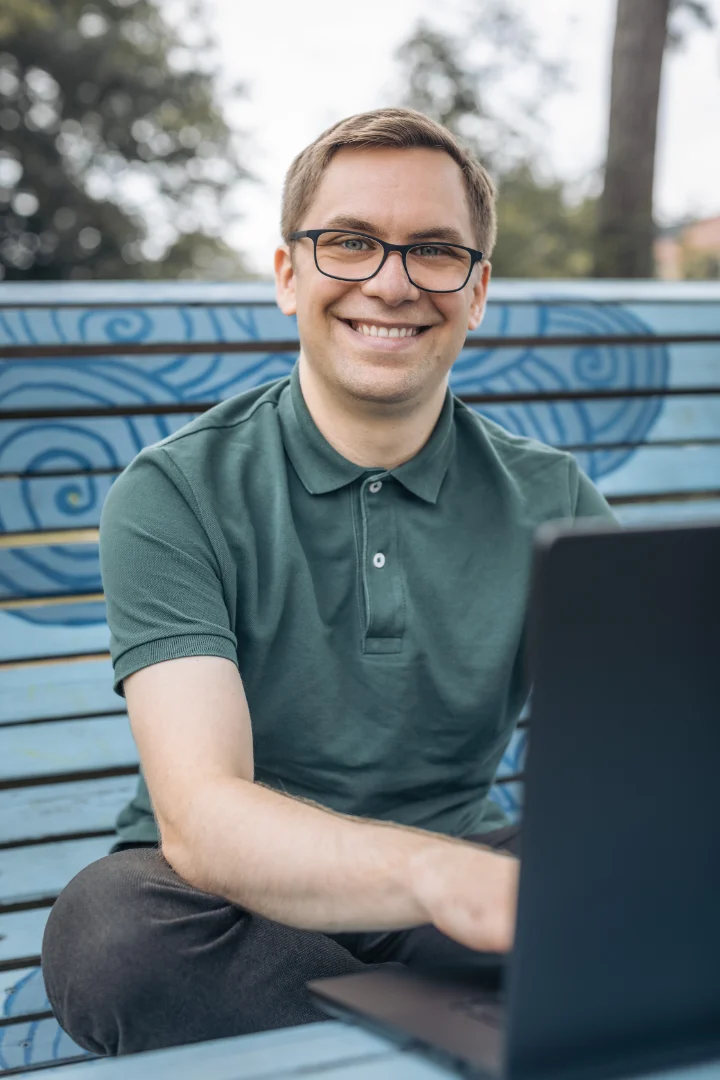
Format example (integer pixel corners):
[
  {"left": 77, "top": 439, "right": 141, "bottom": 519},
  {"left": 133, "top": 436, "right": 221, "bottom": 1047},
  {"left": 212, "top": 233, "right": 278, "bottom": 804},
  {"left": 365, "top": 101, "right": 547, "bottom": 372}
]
[
  {"left": 55, "top": 476, "right": 98, "bottom": 516},
  {"left": 1, "top": 300, "right": 669, "bottom": 626},
  {"left": 78, "top": 308, "right": 153, "bottom": 344},
  {"left": 573, "top": 345, "right": 619, "bottom": 386},
  {"left": 453, "top": 303, "right": 669, "bottom": 479},
  {"left": 0, "top": 345, "right": 188, "bottom": 622}
]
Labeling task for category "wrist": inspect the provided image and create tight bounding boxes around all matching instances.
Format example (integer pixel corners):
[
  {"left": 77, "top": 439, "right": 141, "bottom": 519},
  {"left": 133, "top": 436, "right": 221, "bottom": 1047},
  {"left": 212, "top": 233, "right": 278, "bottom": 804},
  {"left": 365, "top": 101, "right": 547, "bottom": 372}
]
[{"left": 406, "top": 834, "right": 460, "bottom": 923}]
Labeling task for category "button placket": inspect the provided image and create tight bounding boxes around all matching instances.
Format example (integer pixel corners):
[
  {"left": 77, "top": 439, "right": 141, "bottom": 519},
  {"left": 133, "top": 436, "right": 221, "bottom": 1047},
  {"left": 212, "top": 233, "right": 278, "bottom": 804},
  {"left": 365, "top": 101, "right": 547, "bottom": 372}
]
[{"left": 359, "top": 474, "right": 404, "bottom": 651}]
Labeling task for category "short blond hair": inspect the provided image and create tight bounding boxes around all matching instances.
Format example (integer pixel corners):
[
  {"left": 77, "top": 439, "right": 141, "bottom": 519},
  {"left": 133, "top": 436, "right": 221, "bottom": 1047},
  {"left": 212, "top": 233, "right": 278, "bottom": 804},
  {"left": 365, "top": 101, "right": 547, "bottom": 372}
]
[{"left": 281, "top": 107, "right": 497, "bottom": 257}]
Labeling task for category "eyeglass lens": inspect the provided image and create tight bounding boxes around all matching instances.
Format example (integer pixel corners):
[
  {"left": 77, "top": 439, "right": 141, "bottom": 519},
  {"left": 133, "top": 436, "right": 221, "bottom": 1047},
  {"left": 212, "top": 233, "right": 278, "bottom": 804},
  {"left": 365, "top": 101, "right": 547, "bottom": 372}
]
[{"left": 315, "top": 232, "right": 472, "bottom": 291}]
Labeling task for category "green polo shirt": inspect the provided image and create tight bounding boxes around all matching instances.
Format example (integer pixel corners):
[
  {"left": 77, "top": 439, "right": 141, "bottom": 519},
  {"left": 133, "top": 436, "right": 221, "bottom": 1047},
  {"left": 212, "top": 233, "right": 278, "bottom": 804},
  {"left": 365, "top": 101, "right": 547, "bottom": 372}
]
[{"left": 101, "top": 363, "right": 616, "bottom": 845}]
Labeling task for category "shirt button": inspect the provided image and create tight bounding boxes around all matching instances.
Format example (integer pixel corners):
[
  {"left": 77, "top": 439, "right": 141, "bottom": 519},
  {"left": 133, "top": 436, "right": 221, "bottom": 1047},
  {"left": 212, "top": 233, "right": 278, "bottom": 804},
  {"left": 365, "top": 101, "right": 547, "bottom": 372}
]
[
  {"left": 372, "top": 552, "right": 386, "bottom": 569},
  {"left": 369, "top": 480, "right": 383, "bottom": 493}
]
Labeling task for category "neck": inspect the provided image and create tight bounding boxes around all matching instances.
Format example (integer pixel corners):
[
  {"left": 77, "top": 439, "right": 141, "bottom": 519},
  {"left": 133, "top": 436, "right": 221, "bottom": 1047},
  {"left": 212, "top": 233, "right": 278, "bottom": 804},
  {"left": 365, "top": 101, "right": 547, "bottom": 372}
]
[{"left": 297, "top": 355, "right": 447, "bottom": 470}]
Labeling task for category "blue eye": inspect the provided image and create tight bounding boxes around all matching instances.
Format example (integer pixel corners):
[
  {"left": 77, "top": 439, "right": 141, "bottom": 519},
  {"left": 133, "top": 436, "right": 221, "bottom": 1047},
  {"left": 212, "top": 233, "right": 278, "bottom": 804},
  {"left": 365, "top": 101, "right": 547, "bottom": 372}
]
[{"left": 413, "top": 244, "right": 464, "bottom": 261}]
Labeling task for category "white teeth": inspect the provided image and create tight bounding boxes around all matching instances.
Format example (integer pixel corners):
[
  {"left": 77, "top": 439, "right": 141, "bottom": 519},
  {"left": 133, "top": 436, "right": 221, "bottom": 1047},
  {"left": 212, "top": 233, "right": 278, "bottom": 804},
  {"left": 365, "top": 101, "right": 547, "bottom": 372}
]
[{"left": 352, "top": 322, "right": 419, "bottom": 338}]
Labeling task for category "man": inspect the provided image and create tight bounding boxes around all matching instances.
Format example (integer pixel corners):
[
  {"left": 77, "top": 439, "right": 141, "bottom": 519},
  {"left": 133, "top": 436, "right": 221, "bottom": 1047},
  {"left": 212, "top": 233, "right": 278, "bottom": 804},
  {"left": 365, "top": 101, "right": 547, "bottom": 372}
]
[{"left": 42, "top": 107, "right": 615, "bottom": 1057}]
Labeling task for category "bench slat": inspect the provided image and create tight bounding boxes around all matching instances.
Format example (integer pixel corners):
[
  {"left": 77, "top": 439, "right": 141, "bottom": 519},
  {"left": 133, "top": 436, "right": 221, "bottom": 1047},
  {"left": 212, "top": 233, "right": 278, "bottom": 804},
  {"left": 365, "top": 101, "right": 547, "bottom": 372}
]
[
  {"left": 274, "top": 1054, "right": 445, "bottom": 1079},
  {"left": 3, "top": 378, "right": 717, "bottom": 420},
  {"left": 595, "top": 444, "right": 720, "bottom": 498},
  {"left": 1, "top": 966, "right": 48, "bottom": 1019},
  {"left": 0, "top": 612, "right": 108, "bottom": 663},
  {"left": 0, "top": 836, "right": 112, "bottom": 907},
  {"left": 0, "top": 476, "right": 115, "bottom": 532},
  {"left": 0, "top": 415, "right": 192, "bottom": 475},
  {"left": 0, "top": 1015, "right": 88, "bottom": 1072},
  {"left": 498, "top": 728, "right": 526, "bottom": 777},
  {"left": 615, "top": 499, "right": 720, "bottom": 525},
  {"left": 3, "top": 290, "right": 718, "bottom": 342},
  {"left": 489, "top": 781, "right": 524, "bottom": 819},
  {"left": 0, "top": 909, "right": 50, "bottom": 967},
  {"left": 0, "top": 659, "right": 117, "bottom": 725},
  {"left": 0, "top": 716, "right": 136, "bottom": 784},
  {"left": 0, "top": 1021, "right": 403, "bottom": 1080},
  {"left": 0, "top": 547, "right": 103, "bottom": 602},
  {"left": 1, "top": 326, "right": 717, "bottom": 362},
  {"left": 1, "top": 340, "right": 714, "bottom": 414},
  {"left": 615, "top": 301, "right": 720, "bottom": 336},
  {"left": 0, "top": 300, "right": 293, "bottom": 349},
  {"left": 0, "top": 776, "right": 136, "bottom": 845},
  {"left": 1, "top": 393, "right": 715, "bottom": 482}
]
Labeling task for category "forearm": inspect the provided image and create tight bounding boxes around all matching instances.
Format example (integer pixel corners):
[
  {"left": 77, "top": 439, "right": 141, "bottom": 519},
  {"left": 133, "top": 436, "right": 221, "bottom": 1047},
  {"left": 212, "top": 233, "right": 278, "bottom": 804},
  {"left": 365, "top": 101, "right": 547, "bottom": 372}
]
[{"left": 161, "top": 776, "right": 460, "bottom": 933}]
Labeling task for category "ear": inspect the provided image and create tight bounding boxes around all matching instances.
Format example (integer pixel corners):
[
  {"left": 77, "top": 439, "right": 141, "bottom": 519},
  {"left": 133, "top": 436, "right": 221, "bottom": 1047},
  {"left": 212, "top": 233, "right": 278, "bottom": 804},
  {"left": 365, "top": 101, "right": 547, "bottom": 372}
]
[
  {"left": 467, "top": 261, "right": 491, "bottom": 332},
  {"left": 275, "top": 244, "right": 297, "bottom": 316}
]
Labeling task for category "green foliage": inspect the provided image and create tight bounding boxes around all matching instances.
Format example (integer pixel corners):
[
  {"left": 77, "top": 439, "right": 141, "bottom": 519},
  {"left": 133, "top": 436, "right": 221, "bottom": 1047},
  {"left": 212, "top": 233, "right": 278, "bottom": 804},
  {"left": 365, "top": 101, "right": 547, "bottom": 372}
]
[
  {"left": 393, "top": 7, "right": 598, "bottom": 278},
  {"left": 491, "top": 166, "right": 597, "bottom": 278},
  {"left": 395, "top": 3, "right": 564, "bottom": 176},
  {"left": 0, "top": 0, "right": 253, "bottom": 279}
]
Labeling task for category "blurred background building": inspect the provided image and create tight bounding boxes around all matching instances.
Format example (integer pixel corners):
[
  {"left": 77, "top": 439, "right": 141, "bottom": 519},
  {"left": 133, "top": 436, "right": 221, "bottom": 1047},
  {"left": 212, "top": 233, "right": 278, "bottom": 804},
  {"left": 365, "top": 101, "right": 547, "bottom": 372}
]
[
  {"left": 655, "top": 216, "right": 720, "bottom": 279},
  {"left": 0, "top": 0, "right": 718, "bottom": 283}
]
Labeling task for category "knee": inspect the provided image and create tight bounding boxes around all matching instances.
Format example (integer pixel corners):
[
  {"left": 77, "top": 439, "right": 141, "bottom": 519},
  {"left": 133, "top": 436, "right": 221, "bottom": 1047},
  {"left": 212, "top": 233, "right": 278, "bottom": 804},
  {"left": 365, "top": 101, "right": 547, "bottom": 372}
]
[{"left": 42, "top": 851, "right": 159, "bottom": 1056}]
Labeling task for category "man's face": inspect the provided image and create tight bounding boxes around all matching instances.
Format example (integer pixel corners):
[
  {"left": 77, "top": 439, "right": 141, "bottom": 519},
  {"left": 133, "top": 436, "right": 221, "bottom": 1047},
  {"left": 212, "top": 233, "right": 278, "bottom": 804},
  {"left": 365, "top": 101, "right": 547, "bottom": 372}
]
[{"left": 275, "top": 146, "right": 491, "bottom": 410}]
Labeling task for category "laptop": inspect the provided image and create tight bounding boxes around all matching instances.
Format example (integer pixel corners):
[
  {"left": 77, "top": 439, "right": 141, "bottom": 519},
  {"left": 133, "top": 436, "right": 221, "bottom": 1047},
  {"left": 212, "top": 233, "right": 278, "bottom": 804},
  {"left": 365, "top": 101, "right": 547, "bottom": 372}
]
[{"left": 308, "top": 518, "right": 720, "bottom": 1079}]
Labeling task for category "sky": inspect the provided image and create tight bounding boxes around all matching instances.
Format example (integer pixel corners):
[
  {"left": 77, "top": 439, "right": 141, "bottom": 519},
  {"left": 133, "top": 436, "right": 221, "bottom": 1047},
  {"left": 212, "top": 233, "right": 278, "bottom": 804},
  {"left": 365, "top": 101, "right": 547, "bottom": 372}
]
[{"left": 201, "top": 0, "right": 720, "bottom": 275}]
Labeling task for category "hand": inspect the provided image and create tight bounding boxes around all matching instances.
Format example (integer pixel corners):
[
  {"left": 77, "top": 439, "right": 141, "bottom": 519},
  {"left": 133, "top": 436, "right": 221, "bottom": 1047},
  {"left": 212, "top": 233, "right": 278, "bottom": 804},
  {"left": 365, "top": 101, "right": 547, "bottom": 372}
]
[{"left": 410, "top": 838, "right": 519, "bottom": 953}]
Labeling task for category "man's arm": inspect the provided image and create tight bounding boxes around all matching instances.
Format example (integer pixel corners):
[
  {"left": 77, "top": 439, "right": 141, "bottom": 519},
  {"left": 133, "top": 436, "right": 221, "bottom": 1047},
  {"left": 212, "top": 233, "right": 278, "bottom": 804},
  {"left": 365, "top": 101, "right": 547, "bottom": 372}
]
[{"left": 125, "top": 654, "right": 518, "bottom": 952}]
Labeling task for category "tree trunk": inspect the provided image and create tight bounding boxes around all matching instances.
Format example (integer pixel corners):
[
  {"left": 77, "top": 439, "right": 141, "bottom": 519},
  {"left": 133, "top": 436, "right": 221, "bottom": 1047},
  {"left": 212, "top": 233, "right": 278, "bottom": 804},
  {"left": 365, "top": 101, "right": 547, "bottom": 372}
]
[{"left": 593, "top": 0, "right": 671, "bottom": 278}]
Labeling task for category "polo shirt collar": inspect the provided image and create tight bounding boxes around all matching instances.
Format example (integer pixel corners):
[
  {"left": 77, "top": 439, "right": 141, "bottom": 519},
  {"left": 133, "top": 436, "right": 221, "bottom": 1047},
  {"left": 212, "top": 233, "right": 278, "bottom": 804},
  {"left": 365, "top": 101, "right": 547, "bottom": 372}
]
[{"left": 279, "top": 363, "right": 455, "bottom": 504}]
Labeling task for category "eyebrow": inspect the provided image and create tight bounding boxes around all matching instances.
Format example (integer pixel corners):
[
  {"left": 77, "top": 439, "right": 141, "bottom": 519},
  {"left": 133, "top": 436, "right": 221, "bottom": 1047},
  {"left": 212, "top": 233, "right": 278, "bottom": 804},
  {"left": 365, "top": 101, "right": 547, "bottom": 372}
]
[{"left": 322, "top": 215, "right": 470, "bottom": 247}]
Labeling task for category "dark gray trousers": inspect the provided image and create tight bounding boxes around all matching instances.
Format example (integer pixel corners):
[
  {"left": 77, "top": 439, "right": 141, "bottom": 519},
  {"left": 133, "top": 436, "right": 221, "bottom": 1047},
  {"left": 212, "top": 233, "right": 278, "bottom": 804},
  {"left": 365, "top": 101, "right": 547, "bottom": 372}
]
[{"left": 41, "top": 827, "right": 520, "bottom": 1057}]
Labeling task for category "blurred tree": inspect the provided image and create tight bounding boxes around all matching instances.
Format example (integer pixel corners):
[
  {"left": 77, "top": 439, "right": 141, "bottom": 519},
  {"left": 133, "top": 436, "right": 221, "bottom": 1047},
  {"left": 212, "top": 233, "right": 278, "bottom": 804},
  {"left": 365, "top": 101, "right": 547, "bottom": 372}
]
[
  {"left": 0, "top": 0, "right": 253, "bottom": 280},
  {"left": 393, "top": 5, "right": 597, "bottom": 278},
  {"left": 396, "top": 6, "right": 565, "bottom": 176},
  {"left": 594, "top": 0, "right": 715, "bottom": 278},
  {"left": 490, "top": 166, "right": 597, "bottom": 278}
]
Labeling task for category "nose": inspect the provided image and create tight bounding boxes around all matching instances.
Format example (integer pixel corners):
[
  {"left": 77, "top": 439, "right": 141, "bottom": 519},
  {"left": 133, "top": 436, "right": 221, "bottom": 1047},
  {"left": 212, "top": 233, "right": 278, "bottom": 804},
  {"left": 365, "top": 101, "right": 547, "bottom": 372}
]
[{"left": 360, "top": 250, "right": 420, "bottom": 306}]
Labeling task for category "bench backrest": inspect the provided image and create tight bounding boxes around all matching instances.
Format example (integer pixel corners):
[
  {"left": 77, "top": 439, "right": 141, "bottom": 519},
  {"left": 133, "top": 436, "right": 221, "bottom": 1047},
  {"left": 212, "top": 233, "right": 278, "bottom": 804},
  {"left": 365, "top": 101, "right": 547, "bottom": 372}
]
[{"left": 1, "top": 279, "right": 719, "bottom": 1070}]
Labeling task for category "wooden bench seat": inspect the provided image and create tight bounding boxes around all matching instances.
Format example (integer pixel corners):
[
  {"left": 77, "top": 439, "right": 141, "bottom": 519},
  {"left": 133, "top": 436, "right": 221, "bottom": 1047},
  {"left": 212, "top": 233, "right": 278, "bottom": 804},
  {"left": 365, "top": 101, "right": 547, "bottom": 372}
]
[{"left": 1, "top": 279, "right": 719, "bottom": 1072}]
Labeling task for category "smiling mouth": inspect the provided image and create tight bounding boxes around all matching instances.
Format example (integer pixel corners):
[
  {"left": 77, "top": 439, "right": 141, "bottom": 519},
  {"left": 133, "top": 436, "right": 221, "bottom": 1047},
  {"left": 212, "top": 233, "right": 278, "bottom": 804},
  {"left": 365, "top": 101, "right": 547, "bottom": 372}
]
[{"left": 339, "top": 318, "right": 431, "bottom": 339}]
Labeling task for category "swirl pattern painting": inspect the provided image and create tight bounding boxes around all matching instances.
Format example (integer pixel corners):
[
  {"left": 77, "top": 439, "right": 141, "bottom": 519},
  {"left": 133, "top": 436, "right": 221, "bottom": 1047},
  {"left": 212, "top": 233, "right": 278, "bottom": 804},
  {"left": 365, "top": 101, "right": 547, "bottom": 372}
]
[{"left": 0, "top": 296, "right": 670, "bottom": 625}]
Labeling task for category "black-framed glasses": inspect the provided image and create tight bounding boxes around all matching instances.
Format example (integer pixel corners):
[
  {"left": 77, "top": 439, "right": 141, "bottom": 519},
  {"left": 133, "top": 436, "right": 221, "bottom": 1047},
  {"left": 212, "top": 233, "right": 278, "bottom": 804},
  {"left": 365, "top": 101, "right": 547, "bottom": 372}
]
[{"left": 289, "top": 229, "right": 484, "bottom": 294}]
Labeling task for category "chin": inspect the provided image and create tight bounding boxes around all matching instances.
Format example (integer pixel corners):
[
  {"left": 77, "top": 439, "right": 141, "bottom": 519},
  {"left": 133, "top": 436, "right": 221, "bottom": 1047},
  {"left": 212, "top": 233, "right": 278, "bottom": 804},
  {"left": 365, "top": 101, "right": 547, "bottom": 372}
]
[{"left": 336, "top": 360, "right": 427, "bottom": 406}]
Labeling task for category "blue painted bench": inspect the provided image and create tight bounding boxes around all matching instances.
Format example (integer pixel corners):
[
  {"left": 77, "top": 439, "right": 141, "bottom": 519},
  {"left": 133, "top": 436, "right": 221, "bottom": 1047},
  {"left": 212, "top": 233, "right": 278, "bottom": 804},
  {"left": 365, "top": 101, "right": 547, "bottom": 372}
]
[
  {"left": 1, "top": 279, "right": 719, "bottom": 1073},
  {"left": 7, "top": 1021, "right": 720, "bottom": 1080}
]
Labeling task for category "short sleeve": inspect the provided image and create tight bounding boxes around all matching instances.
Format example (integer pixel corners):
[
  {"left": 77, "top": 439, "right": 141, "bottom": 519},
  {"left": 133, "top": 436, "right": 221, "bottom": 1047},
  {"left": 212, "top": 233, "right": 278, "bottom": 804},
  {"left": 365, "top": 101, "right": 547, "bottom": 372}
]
[
  {"left": 100, "top": 449, "right": 238, "bottom": 696},
  {"left": 568, "top": 458, "right": 618, "bottom": 524}
]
